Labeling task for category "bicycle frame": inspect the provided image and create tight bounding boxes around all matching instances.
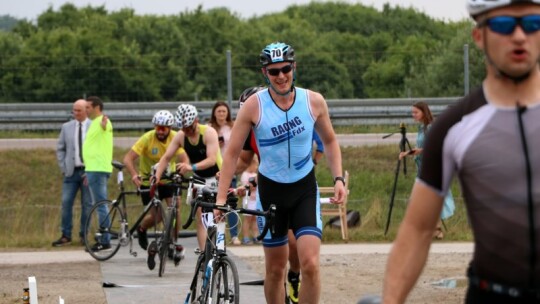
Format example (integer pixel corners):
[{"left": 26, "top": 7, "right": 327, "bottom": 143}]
[
  {"left": 183, "top": 184, "right": 275, "bottom": 304},
  {"left": 85, "top": 161, "right": 169, "bottom": 261}
]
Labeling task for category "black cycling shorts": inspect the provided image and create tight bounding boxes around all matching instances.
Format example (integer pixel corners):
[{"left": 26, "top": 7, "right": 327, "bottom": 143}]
[
  {"left": 140, "top": 184, "right": 175, "bottom": 206},
  {"left": 256, "top": 168, "right": 322, "bottom": 247}
]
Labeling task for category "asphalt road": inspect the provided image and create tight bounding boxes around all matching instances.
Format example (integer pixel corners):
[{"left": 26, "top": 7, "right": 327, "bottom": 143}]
[{"left": 0, "top": 134, "right": 417, "bottom": 150}]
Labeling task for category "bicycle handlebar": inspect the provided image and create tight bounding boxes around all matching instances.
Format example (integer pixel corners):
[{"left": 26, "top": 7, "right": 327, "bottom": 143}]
[
  {"left": 142, "top": 173, "right": 201, "bottom": 200},
  {"left": 182, "top": 194, "right": 276, "bottom": 242}
]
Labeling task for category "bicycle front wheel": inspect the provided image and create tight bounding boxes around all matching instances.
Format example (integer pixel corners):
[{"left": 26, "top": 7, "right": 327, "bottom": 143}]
[
  {"left": 84, "top": 200, "right": 123, "bottom": 261},
  {"left": 210, "top": 255, "right": 240, "bottom": 304},
  {"left": 188, "top": 254, "right": 207, "bottom": 303}
]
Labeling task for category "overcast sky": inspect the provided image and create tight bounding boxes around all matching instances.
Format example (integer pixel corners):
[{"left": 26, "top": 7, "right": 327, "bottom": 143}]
[{"left": 4, "top": 0, "right": 469, "bottom": 22}]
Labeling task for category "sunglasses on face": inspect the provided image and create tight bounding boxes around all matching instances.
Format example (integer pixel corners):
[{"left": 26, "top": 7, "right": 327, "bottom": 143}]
[
  {"left": 481, "top": 15, "right": 540, "bottom": 35},
  {"left": 182, "top": 124, "right": 195, "bottom": 133},
  {"left": 155, "top": 126, "right": 170, "bottom": 132},
  {"left": 266, "top": 64, "right": 293, "bottom": 76}
]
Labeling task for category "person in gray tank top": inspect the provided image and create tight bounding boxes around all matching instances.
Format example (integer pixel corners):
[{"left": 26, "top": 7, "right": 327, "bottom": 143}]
[{"left": 384, "top": 1, "right": 540, "bottom": 303}]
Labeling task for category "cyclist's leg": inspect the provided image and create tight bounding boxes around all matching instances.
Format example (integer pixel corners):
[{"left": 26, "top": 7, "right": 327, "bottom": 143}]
[
  {"left": 288, "top": 230, "right": 300, "bottom": 272},
  {"left": 173, "top": 195, "right": 181, "bottom": 239},
  {"left": 263, "top": 245, "right": 288, "bottom": 303},
  {"left": 290, "top": 171, "right": 321, "bottom": 304},
  {"left": 257, "top": 173, "right": 292, "bottom": 304},
  {"left": 287, "top": 229, "right": 301, "bottom": 303},
  {"left": 195, "top": 207, "right": 207, "bottom": 251},
  {"left": 137, "top": 185, "right": 154, "bottom": 250},
  {"left": 139, "top": 185, "right": 157, "bottom": 229},
  {"left": 294, "top": 234, "right": 321, "bottom": 303}
]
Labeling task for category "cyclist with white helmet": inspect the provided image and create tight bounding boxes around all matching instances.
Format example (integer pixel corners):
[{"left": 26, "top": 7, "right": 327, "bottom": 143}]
[
  {"left": 215, "top": 42, "right": 346, "bottom": 304},
  {"left": 123, "top": 110, "right": 188, "bottom": 270},
  {"left": 154, "top": 103, "right": 222, "bottom": 252},
  {"left": 384, "top": 1, "right": 540, "bottom": 303}
]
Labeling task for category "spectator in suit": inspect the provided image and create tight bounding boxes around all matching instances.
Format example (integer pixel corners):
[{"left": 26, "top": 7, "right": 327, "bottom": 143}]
[{"left": 52, "top": 99, "right": 91, "bottom": 246}]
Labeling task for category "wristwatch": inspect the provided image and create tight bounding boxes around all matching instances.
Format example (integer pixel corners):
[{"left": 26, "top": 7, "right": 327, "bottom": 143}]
[{"left": 334, "top": 176, "right": 345, "bottom": 186}]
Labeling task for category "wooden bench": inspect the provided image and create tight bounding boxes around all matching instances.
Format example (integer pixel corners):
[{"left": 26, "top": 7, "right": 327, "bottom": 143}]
[{"left": 320, "top": 170, "right": 350, "bottom": 242}]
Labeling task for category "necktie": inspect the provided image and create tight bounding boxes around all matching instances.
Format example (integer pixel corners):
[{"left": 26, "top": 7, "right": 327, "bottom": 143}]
[{"left": 79, "top": 122, "right": 84, "bottom": 163}]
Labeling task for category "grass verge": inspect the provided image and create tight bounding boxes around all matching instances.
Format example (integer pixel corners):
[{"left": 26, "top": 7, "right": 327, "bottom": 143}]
[{"left": 0, "top": 145, "right": 472, "bottom": 249}]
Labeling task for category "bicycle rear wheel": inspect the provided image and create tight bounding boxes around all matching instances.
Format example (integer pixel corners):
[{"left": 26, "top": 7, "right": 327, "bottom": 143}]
[
  {"left": 210, "top": 255, "right": 240, "bottom": 304},
  {"left": 158, "top": 206, "right": 175, "bottom": 277},
  {"left": 84, "top": 200, "right": 123, "bottom": 261},
  {"left": 148, "top": 202, "right": 167, "bottom": 276}
]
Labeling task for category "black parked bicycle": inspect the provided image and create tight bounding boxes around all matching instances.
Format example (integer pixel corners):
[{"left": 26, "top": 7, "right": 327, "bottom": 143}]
[
  {"left": 182, "top": 184, "right": 276, "bottom": 304},
  {"left": 156, "top": 173, "right": 198, "bottom": 276},
  {"left": 84, "top": 161, "right": 181, "bottom": 278}
]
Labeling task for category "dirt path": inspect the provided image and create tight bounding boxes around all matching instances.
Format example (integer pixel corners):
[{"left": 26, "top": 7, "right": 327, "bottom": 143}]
[{"left": 0, "top": 245, "right": 472, "bottom": 304}]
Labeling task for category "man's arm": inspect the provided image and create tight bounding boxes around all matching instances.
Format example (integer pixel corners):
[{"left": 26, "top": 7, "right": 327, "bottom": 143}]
[
  {"left": 155, "top": 131, "right": 184, "bottom": 183},
  {"left": 56, "top": 124, "right": 67, "bottom": 174},
  {"left": 236, "top": 150, "right": 255, "bottom": 174},
  {"left": 197, "top": 126, "right": 219, "bottom": 170},
  {"left": 176, "top": 150, "right": 189, "bottom": 165},
  {"left": 312, "top": 131, "right": 324, "bottom": 165},
  {"left": 383, "top": 182, "right": 443, "bottom": 304},
  {"left": 123, "top": 149, "right": 141, "bottom": 188},
  {"left": 311, "top": 91, "right": 345, "bottom": 204}
]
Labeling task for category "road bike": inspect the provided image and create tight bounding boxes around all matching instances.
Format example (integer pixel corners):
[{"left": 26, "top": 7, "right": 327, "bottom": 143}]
[
  {"left": 83, "top": 161, "right": 173, "bottom": 274},
  {"left": 156, "top": 173, "right": 199, "bottom": 276},
  {"left": 183, "top": 183, "right": 276, "bottom": 304}
]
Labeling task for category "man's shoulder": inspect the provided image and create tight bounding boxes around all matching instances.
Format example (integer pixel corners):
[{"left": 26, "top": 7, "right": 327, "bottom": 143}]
[
  {"left": 62, "top": 119, "right": 76, "bottom": 128},
  {"left": 200, "top": 124, "right": 216, "bottom": 134}
]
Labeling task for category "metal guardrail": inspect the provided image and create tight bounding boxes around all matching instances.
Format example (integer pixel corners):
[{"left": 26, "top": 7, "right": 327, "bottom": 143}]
[{"left": 0, "top": 97, "right": 462, "bottom": 131}]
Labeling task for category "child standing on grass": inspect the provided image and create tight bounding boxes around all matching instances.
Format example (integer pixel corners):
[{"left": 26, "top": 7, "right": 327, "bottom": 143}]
[{"left": 240, "top": 156, "right": 259, "bottom": 245}]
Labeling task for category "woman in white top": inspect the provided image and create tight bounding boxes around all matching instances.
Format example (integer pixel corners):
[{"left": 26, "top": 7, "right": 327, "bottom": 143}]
[
  {"left": 208, "top": 101, "right": 240, "bottom": 244},
  {"left": 240, "top": 156, "right": 260, "bottom": 245}
]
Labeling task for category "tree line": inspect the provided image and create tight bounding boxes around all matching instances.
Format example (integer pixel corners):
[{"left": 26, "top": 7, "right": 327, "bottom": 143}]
[{"left": 0, "top": 3, "right": 484, "bottom": 103}]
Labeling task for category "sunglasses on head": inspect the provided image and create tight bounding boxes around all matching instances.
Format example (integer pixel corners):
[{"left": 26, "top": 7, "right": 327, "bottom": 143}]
[
  {"left": 266, "top": 64, "right": 293, "bottom": 76},
  {"left": 481, "top": 15, "right": 540, "bottom": 35}
]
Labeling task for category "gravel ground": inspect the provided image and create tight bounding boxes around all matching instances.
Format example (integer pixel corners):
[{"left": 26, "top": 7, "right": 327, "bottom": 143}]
[{"left": 0, "top": 243, "right": 472, "bottom": 304}]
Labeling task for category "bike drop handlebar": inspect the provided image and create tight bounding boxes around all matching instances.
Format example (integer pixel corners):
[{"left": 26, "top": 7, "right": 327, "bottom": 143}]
[{"left": 182, "top": 192, "right": 276, "bottom": 242}]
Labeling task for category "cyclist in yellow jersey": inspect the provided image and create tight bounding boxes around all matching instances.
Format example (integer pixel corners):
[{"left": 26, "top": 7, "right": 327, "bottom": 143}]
[
  {"left": 154, "top": 104, "right": 222, "bottom": 252},
  {"left": 124, "top": 110, "right": 188, "bottom": 270}
]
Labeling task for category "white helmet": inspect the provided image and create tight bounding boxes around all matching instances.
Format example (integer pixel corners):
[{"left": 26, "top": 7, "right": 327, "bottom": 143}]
[
  {"left": 152, "top": 110, "right": 174, "bottom": 126},
  {"left": 467, "top": 0, "right": 540, "bottom": 17},
  {"left": 175, "top": 104, "right": 198, "bottom": 128}
]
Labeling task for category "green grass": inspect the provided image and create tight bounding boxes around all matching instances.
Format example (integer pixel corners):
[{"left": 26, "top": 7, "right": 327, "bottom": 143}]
[
  {"left": 0, "top": 130, "right": 147, "bottom": 139},
  {"left": 0, "top": 125, "right": 402, "bottom": 139},
  {"left": 0, "top": 145, "right": 472, "bottom": 249}
]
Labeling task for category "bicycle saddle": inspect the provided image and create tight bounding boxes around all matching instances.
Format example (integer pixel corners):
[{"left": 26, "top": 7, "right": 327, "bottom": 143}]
[{"left": 112, "top": 160, "right": 125, "bottom": 170}]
